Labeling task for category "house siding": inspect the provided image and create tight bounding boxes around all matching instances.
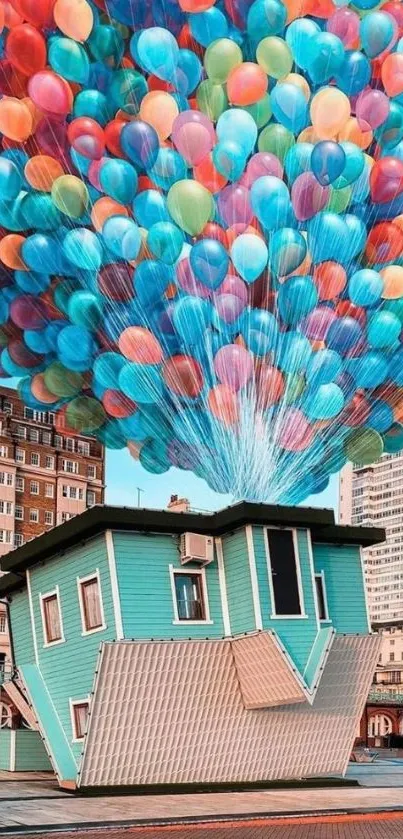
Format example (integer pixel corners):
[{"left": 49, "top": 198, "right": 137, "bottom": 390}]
[
  {"left": 8, "top": 588, "right": 35, "bottom": 665},
  {"left": 0, "top": 728, "right": 10, "bottom": 769},
  {"left": 14, "top": 729, "right": 52, "bottom": 771},
  {"left": 221, "top": 528, "right": 255, "bottom": 635},
  {"left": 114, "top": 531, "right": 225, "bottom": 639},
  {"left": 313, "top": 542, "right": 369, "bottom": 634}
]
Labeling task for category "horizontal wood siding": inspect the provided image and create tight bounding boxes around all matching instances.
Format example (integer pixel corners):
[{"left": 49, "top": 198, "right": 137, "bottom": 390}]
[
  {"left": 253, "top": 527, "right": 319, "bottom": 675},
  {"left": 9, "top": 589, "right": 35, "bottom": 664},
  {"left": 313, "top": 542, "right": 369, "bottom": 634},
  {"left": 25, "top": 534, "right": 115, "bottom": 762},
  {"left": 114, "top": 532, "right": 224, "bottom": 638},
  {"left": 0, "top": 728, "right": 10, "bottom": 770},
  {"left": 221, "top": 529, "right": 255, "bottom": 635},
  {"left": 14, "top": 729, "right": 52, "bottom": 771}
]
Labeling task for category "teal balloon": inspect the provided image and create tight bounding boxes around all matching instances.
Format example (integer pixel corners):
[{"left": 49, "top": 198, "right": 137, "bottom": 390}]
[
  {"left": 136, "top": 27, "right": 179, "bottom": 81},
  {"left": 247, "top": 0, "right": 287, "bottom": 41},
  {"left": 376, "top": 102, "right": 403, "bottom": 151},
  {"left": 360, "top": 11, "right": 397, "bottom": 58},
  {"left": 0, "top": 158, "right": 21, "bottom": 200},
  {"left": 119, "top": 362, "right": 163, "bottom": 403},
  {"left": 306, "top": 350, "right": 342, "bottom": 385},
  {"left": 270, "top": 83, "right": 308, "bottom": 134},
  {"left": 251, "top": 175, "right": 290, "bottom": 228},
  {"left": 216, "top": 109, "right": 257, "bottom": 156},
  {"left": 63, "top": 229, "right": 103, "bottom": 270},
  {"left": 286, "top": 18, "right": 320, "bottom": 69},
  {"left": 332, "top": 143, "right": 364, "bottom": 188},
  {"left": 68, "top": 291, "right": 103, "bottom": 331},
  {"left": 350, "top": 351, "right": 389, "bottom": 389},
  {"left": 148, "top": 148, "right": 187, "bottom": 190},
  {"left": 212, "top": 141, "right": 246, "bottom": 182},
  {"left": 348, "top": 269, "right": 383, "bottom": 307},
  {"left": 147, "top": 222, "right": 184, "bottom": 264},
  {"left": 139, "top": 439, "right": 170, "bottom": 474},
  {"left": 269, "top": 228, "right": 306, "bottom": 276},
  {"left": 49, "top": 37, "right": 90, "bottom": 84},
  {"left": 368, "top": 311, "right": 401, "bottom": 349},
  {"left": 173, "top": 298, "right": 212, "bottom": 345},
  {"left": 99, "top": 159, "right": 138, "bottom": 204},
  {"left": 278, "top": 275, "right": 318, "bottom": 325},
  {"left": 21, "top": 193, "right": 61, "bottom": 231},
  {"left": 15, "top": 270, "right": 50, "bottom": 294},
  {"left": 88, "top": 24, "right": 124, "bottom": 66},
  {"left": 284, "top": 143, "right": 313, "bottom": 185},
  {"left": 278, "top": 332, "right": 311, "bottom": 374},
  {"left": 304, "top": 384, "right": 344, "bottom": 420},
  {"left": 306, "top": 33, "right": 345, "bottom": 83},
  {"left": 74, "top": 90, "right": 112, "bottom": 126},
  {"left": 102, "top": 216, "right": 141, "bottom": 260},
  {"left": 231, "top": 234, "right": 268, "bottom": 283}
]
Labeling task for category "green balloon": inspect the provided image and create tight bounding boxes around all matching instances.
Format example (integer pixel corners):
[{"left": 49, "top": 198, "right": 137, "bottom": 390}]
[
  {"left": 242, "top": 94, "right": 272, "bottom": 129},
  {"left": 44, "top": 362, "right": 84, "bottom": 398},
  {"left": 66, "top": 397, "right": 106, "bottom": 432},
  {"left": 345, "top": 428, "right": 384, "bottom": 465},
  {"left": 326, "top": 186, "right": 351, "bottom": 214},
  {"left": 204, "top": 38, "right": 242, "bottom": 84},
  {"left": 285, "top": 374, "right": 305, "bottom": 404},
  {"left": 167, "top": 180, "right": 214, "bottom": 236},
  {"left": 256, "top": 36, "right": 293, "bottom": 79},
  {"left": 67, "top": 291, "right": 103, "bottom": 330},
  {"left": 52, "top": 176, "right": 89, "bottom": 219},
  {"left": 196, "top": 80, "right": 228, "bottom": 121},
  {"left": 53, "top": 279, "right": 82, "bottom": 316},
  {"left": 49, "top": 37, "right": 90, "bottom": 84},
  {"left": 258, "top": 123, "right": 295, "bottom": 162},
  {"left": 108, "top": 68, "right": 147, "bottom": 114},
  {"left": 0, "top": 329, "right": 8, "bottom": 348}
]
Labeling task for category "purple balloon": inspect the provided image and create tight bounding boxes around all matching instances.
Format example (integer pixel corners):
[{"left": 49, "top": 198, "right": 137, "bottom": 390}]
[
  {"left": 291, "top": 172, "right": 329, "bottom": 222},
  {"left": 220, "top": 273, "right": 248, "bottom": 303},
  {"left": 327, "top": 8, "right": 360, "bottom": 48},
  {"left": 177, "top": 257, "right": 211, "bottom": 298},
  {"left": 356, "top": 88, "right": 390, "bottom": 131},
  {"left": 214, "top": 344, "right": 254, "bottom": 391},
  {"left": 215, "top": 293, "right": 246, "bottom": 323},
  {"left": 10, "top": 296, "right": 48, "bottom": 330},
  {"left": 217, "top": 184, "right": 253, "bottom": 227},
  {"left": 242, "top": 152, "right": 283, "bottom": 187},
  {"left": 121, "top": 120, "right": 159, "bottom": 168},
  {"left": 301, "top": 306, "right": 337, "bottom": 341}
]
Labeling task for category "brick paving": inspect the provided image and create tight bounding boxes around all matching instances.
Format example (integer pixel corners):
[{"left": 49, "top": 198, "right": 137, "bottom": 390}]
[{"left": 11, "top": 813, "right": 403, "bottom": 839}]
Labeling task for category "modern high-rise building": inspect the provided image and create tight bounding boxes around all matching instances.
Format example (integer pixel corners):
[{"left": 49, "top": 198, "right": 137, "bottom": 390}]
[
  {"left": 339, "top": 456, "right": 403, "bottom": 625},
  {"left": 0, "top": 385, "right": 105, "bottom": 673}
]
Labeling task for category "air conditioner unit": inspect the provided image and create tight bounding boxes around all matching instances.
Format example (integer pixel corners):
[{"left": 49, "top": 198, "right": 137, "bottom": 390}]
[{"left": 180, "top": 532, "right": 214, "bottom": 566}]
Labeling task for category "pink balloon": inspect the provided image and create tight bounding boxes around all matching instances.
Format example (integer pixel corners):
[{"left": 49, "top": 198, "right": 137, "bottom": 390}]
[
  {"left": 35, "top": 117, "right": 69, "bottom": 163},
  {"left": 172, "top": 110, "right": 215, "bottom": 144},
  {"left": 242, "top": 152, "right": 283, "bottom": 187},
  {"left": 291, "top": 172, "right": 329, "bottom": 222},
  {"left": 177, "top": 257, "right": 211, "bottom": 298},
  {"left": 214, "top": 344, "right": 254, "bottom": 391},
  {"left": 28, "top": 70, "right": 73, "bottom": 116},
  {"left": 327, "top": 9, "right": 360, "bottom": 48},
  {"left": 9, "top": 339, "right": 43, "bottom": 367},
  {"left": 214, "top": 293, "right": 246, "bottom": 323},
  {"left": 220, "top": 273, "right": 248, "bottom": 303},
  {"left": 173, "top": 122, "right": 213, "bottom": 166},
  {"left": 301, "top": 306, "right": 337, "bottom": 341},
  {"left": 356, "top": 88, "right": 390, "bottom": 131},
  {"left": 89, "top": 157, "right": 109, "bottom": 191},
  {"left": 217, "top": 184, "right": 253, "bottom": 227},
  {"left": 279, "top": 409, "right": 314, "bottom": 452}
]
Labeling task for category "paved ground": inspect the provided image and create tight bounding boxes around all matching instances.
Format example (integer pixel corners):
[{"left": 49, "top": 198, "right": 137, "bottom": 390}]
[
  {"left": 347, "top": 759, "right": 403, "bottom": 787},
  {"left": 8, "top": 812, "right": 403, "bottom": 838}
]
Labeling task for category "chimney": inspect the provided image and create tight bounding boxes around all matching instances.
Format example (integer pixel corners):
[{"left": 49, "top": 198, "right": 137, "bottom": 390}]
[{"left": 167, "top": 495, "right": 190, "bottom": 513}]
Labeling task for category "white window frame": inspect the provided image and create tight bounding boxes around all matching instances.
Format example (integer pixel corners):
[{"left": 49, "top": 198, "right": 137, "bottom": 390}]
[
  {"left": 77, "top": 570, "right": 106, "bottom": 637},
  {"left": 14, "top": 533, "right": 24, "bottom": 548},
  {"left": 28, "top": 429, "right": 39, "bottom": 443},
  {"left": 69, "top": 696, "right": 90, "bottom": 743},
  {"left": 87, "top": 465, "right": 96, "bottom": 480},
  {"left": 44, "top": 511, "right": 54, "bottom": 526},
  {"left": 14, "top": 505, "right": 23, "bottom": 521},
  {"left": 169, "top": 564, "right": 213, "bottom": 626},
  {"left": 30, "top": 452, "right": 40, "bottom": 466},
  {"left": 45, "top": 483, "right": 54, "bottom": 499},
  {"left": 15, "top": 448, "right": 25, "bottom": 464},
  {"left": 45, "top": 456, "right": 55, "bottom": 470},
  {"left": 29, "top": 509, "right": 39, "bottom": 523},
  {"left": 315, "top": 571, "right": 330, "bottom": 623},
  {"left": 30, "top": 481, "right": 39, "bottom": 495},
  {"left": 0, "top": 445, "right": 8, "bottom": 458},
  {"left": 0, "top": 614, "right": 6, "bottom": 634},
  {"left": 39, "top": 587, "right": 65, "bottom": 648},
  {"left": 15, "top": 477, "right": 24, "bottom": 492},
  {"left": 264, "top": 526, "right": 307, "bottom": 620}
]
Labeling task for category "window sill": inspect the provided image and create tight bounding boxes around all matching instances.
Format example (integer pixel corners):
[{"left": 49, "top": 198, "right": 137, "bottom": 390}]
[
  {"left": 270, "top": 614, "right": 309, "bottom": 620},
  {"left": 43, "top": 637, "right": 66, "bottom": 648},
  {"left": 81, "top": 624, "right": 107, "bottom": 637},
  {"left": 172, "top": 619, "right": 214, "bottom": 626}
]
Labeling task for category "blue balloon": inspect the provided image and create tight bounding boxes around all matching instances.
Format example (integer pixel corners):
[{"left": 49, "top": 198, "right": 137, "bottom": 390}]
[
  {"left": 278, "top": 332, "right": 311, "bottom": 374},
  {"left": 326, "top": 316, "right": 363, "bottom": 354},
  {"left": 190, "top": 8, "right": 229, "bottom": 46},
  {"left": 134, "top": 189, "right": 171, "bottom": 227},
  {"left": 148, "top": 148, "right": 187, "bottom": 190},
  {"left": 335, "top": 50, "right": 371, "bottom": 96},
  {"left": 389, "top": 348, "right": 403, "bottom": 385},
  {"left": 368, "top": 311, "right": 401, "bottom": 349},
  {"left": 63, "top": 229, "right": 103, "bottom": 270},
  {"left": 348, "top": 269, "right": 383, "bottom": 307},
  {"left": 175, "top": 49, "right": 202, "bottom": 95},
  {"left": 307, "top": 33, "right": 345, "bottom": 83},
  {"left": 102, "top": 216, "right": 141, "bottom": 260},
  {"left": 304, "top": 383, "right": 344, "bottom": 420},
  {"left": 190, "top": 239, "right": 229, "bottom": 290},
  {"left": 0, "top": 158, "right": 21, "bottom": 200},
  {"left": 173, "top": 297, "right": 212, "bottom": 345},
  {"left": 216, "top": 109, "right": 257, "bottom": 156},
  {"left": 311, "top": 141, "right": 346, "bottom": 187},
  {"left": 68, "top": 291, "right": 103, "bottom": 331},
  {"left": 306, "top": 350, "right": 342, "bottom": 386},
  {"left": 15, "top": 270, "right": 50, "bottom": 294},
  {"left": 247, "top": 0, "right": 286, "bottom": 41},
  {"left": 134, "top": 259, "right": 173, "bottom": 306},
  {"left": 367, "top": 400, "right": 393, "bottom": 433},
  {"left": 251, "top": 176, "right": 290, "bottom": 228},
  {"left": 231, "top": 234, "right": 268, "bottom": 283},
  {"left": 136, "top": 27, "right": 179, "bottom": 80},
  {"left": 269, "top": 228, "right": 306, "bottom": 276},
  {"left": 285, "top": 18, "right": 320, "bottom": 69},
  {"left": 119, "top": 361, "right": 163, "bottom": 403},
  {"left": 278, "top": 276, "right": 318, "bottom": 326},
  {"left": 270, "top": 83, "right": 308, "bottom": 134},
  {"left": 242, "top": 308, "right": 278, "bottom": 356},
  {"left": 99, "top": 159, "right": 138, "bottom": 204},
  {"left": 360, "top": 12, "right": 396, "bottom": 59},
  {"left": 94, "top": 352, "right": 126, "bottom": 388},
  {"left": 121, "top": 120, "right": 159, "bottom": 169},
  {"left": 213, "top": 141, "right": 246, "bottom": 182},
  {"left": 333, "top": 143, "right": 364, "bottom": 189},
  {"left": 22, "top": 234, "right": 64, "bottom": 274},
  {"left": 57, "top": 325, "right": 97, "bottom": 364}
]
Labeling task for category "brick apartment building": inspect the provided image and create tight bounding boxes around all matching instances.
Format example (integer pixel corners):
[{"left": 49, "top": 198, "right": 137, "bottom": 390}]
[{"left": 0, "top": 385, "right": 105, "bottom": 672}]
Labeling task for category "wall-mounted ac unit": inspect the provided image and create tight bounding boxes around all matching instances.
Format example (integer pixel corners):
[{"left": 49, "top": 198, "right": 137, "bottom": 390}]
[{"left": 180, "top": 532, "right": 214, "bottom": 566}]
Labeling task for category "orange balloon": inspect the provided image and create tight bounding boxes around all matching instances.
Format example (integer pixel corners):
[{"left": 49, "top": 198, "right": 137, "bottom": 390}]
[
  {"left": 208, "top": 384, "right": 239, "bottom": 426},
  {"left": 0, "top": 96, "right": 32, "bottom": 140},
  {"left": 139, "top": 91, "right": 179, "bottom": 141},
  {"left": 283, "top": 73, "right": 310, "bottom": 101},
  {"left": 297, "top": 126, "right": 320, "bottom": 144},
  {"left": 31, "top": 373, "right": 58, "bottom": 403},
  {"left": 178, "top": 0, "right": 215, "bottom": 9},
  {"left": 193, "top": 154, "right": 227, "bottom": 192},
  {"left": 381, "top": 265, "right": 403, "bottom": 299},
  {"left": 227, "top": 62, "right": 268, "bottom": 106},
  {"left": 0, "top": 234, "right": 26, "bottom": 269},
  {"left": 0, "top": 2, "right": 4, "bottom": 32},
  {"left": 54, "top": 0, "right": 93, "bottom": 41},
  {"left": 128, "top": 440, "right": 143, "bottom": 460},
  {"left": 118, "top": 327, "right": 163, "bottom": 364},
  {"left": 21, "top": 97, "right": 43, "bottom": 131},
  {"left": 338, "top": 117, "right": 372, "bottom": 149},
  {"left": 313, "top": 262, "right": 346, "bottom": 300},
  {"left": 24, "top": 155, "right": 64, "bottom": 191},
  {"left": 2, "top": 1, "right": 23, "bottom": 28},
  {"left": 91, "top": 197, "right": 129, "bottom": 232},
  {"left": 382, "top": 53, "right": 403, "bottom": 98},
  {"left": 310, "top": 87, "right": 350, "bottom": 140}
]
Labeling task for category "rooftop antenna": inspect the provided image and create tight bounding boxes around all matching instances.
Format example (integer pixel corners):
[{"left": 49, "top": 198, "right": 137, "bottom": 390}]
[{"left": 136, "top": 487, "right": 144, "bottom": 508}]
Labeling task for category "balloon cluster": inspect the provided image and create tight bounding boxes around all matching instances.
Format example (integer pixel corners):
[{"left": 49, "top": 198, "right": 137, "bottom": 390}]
[{"left": 1, "top": 0, "right": 403, "bottom": 501}]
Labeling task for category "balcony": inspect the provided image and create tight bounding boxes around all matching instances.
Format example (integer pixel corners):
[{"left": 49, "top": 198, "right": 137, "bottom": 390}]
[
  {"left": 368, "top": 688, "right": 403, "bottom": 704},
  {"left": 0, "top": 662, "right": 14, "bottom": 685}
]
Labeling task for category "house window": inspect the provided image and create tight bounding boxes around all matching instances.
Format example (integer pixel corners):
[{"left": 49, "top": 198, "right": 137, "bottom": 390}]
[
  {"left": 63, "top": 460, "right": 78, "bottom": 474},
  {"left": 14, "top": 533, "right": 24, "bottom": 547},
  {"left": 42, "top": 431, "right": 51, "bottom": 445},
  {"left": 15, "top": 505, "right": 23, "bottom": 520},
  {"left": 40, "top": 590, "right": 63, "bottom": 645},
  {"left": 87, "top": 465, "right": 96, "bottom": 480},
  {"left": 0, "top": 501, "right": 12, "bottom": 515},
  {"left": 28, "top": 429, "right": 39, "bottom": 443},
  {"left": 0, "top": 472, "right": 13, "bottom": 486},
  {"left": 15, "top": 448, "right": 25, "bottom": 463},
  {"left": 15, "top": 476, "right": 24, "bottom": 492},
  {"left": 315, "top": 573, "right": 329, "bottom": 622},
  {"left": 3, "top": 400, "right": 12, "bottom": 414},
  {"left": 61, "top": 512, "right": 71, "bottom": 523},
  {"left": 23, "top": 408, "right": 34, "bottom": 420},
  {"left": 45, "top": 455, "right": 55, "bottom": 469},
  {"left": 77, "top": 441, "right": 90, "bottom": 456},
  {"left": 172, "top": 570, "right": 207, "bottom": 622},
  {"left": 44, "top": 511, "right": 54, "bottom": 526},
  {"left": 71, "top": 700, "right": 89, "bottom": 741},
  {"left": 0, "top": 530, "right": 12, "bottom": 544},
  {"left": 266, "top": 528, "right": 304, "bottom": 617},
  {"left": 0, "top": 615, "right": 6, "bottom": 634},
  {"left": 78, "top": 573, "right": 105, "bottom": 633},
  {"left": 15, "top": 425, "right": 26, "bottom": 439},
  {"left": 30, "top": 452, "right": 40, "bottom": 466},
  {"left": 390, "top": 652, "right": 395, "bottom": 662},
  {"left": 29, "top": 509, "right": 39, "bottom": 523},
  {"left": 54, "top": 435, "right": 63, "bottom": 449},
  {"left": 86, "top": 491, "right": 95, "bottom": 507},
  {"left": 65, "top": 438, "right": 75, "bottom": 452},
  {"left": 45, "top": 483, "right": 54, "bottom": 498},
  {"left": 0, "top": 446, "right": 8, "bottom": 458},
  {"left": 30, "top": 481, "right": 39, "bottom": 495}
]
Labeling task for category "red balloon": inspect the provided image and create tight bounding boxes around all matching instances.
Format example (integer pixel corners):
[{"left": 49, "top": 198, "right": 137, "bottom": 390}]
[
  {"left": 102, "top": 389, "right": 137, "bottom": 418},
  {"left": 339, "top": 394, "right": 370, "bottom": 427},
  {"left": 256, "top": 363, "right": 284, "bottom": 409},
  {"left": 370, "top": 156, "right": 403, "bottom": 204},
  {"left": 0, "top": 60, "right": 28, "bottom": 97},
  {"left": 9, "top": 339, "right": 43, "bottom": 367},
  {"left": 98, "top": 264, "right": 134, "bottom": 301},
  {"left": 335, "top": 300, "right": 366, "bottom": 327},
  {"left": 67, "top": 117, "right": 105, "bottom": 161},
  {"left": 366, "top": 221, "right": 403, "bottom": 265},
  {"left": 6, "top": 25, "right": 47, "bottom": 76},
  {"left": 104, "top": 119, "right": 125, "bottom": 158},
  {"left": 382, "top": 1, "right": 403, "bottom": 35},
  {"left": 163, "top": 355, "right": 204, "bottom": 397},
  {"left": 10, "top": 0, "right": 55, "bottom": 27},
  {"left": 197, "top": 222, "right": 228, "bottom": 247}
]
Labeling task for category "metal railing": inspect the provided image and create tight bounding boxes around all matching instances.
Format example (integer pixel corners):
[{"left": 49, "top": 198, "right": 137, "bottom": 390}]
[
  {"left": 0, "top": 663, "right": 14, "bottom": 685},
  {"left": 368, "top": 689, "right": 403, "bottom": 704}
]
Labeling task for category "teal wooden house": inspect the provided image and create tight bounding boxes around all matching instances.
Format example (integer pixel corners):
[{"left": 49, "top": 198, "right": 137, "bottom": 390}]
[{"left": 0, "top": 502, "right": 383, "bottom": 790}]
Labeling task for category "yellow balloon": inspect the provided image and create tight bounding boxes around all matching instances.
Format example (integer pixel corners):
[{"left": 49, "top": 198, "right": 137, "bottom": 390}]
[
  {"left": 381, "top": 266, "right": 403, "bottom": 300},
  {"left": 310, "top": 87, "right": 350, "bottom": 140},
  {"left": 54, "top": 0, "right": 93, "bottom": 41},
  {"left": 167, "top": 180, "right": 214, "bottom": 236},
  {"left": 139, "top": 91, "right": 179, "bottom": 141},
  {"left": 283, "top": 73, "right": 311, "bottom": 101},
  {"left": 51, "top": 175, "right": 89, "bottom": 219}
]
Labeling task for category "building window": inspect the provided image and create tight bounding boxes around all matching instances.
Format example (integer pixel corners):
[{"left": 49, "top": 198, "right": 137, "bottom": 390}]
[
  {"left": 77, "top": 441, "right": 90, "bottom": 456},
  {"left": 28, "top": 429, "right": 39, "bottom": 443},
  {"left": 61, "top": 512, "right": 71, "bottom": 523},
  {"left": 86, "top": 491, "right": 95, "bottom": 507},
  {"left": 14, "top": 505, "right": 23, "bottom": 520},
  {"left": 15, "top": 448, "right": 25, "bottom": 464},
  {"left": 45, "top": 455, "right": 54, "bottom": 470},
  {"left": 78, "top": 573, "right": 105, "bottom": 634},
  {"left": 171, "top": 568, "right": 209, "bottom": 623},
  {"left": 44, "top": 511, "right": 54, "bottom": 526},
  {"left": 30, "top": 481, "right": 39, "bottom": 495},
  {"left": 0, "top": 472, "right": 13, "bottom": 486},
  {"left": 87, "top": 465, "right": 96, "bottom": 480},
  {"left": 63, "top": 460, "right": 78, "bottom": 474},
  {"left": 315, "top": 573, "right": 329, "bottom": 622},
  {"left": 29, "top": 509, "right": 39, "bottom": 523},
  {"left": 42, "top": 431, "right": 51, "bottom": 445},
  {"left": 45, "top": 483, "right": 54, "bottom": 498},
  {"left": 71, "top": 700, "right": 89, "bottom": 741},
  {"left": 54, "top": 435, "right": 63, "bottom": 449},
  {"left": 390, "top": 652, "right": 395, "bottom": 662},
  {"left": 3, "top": 400, "right": 12, "bottom": 414},
  {"left": 266, "top": 528, "right": 304, "bottom": 617},
  {"left": 15, "top": 425, "right": 26, "bottom": 439},
  {"left": 0, "top": 614, "right": 6, "bottom": 634},
  {"left": 0, "top": 501, "right": 12, "bottom": 516},
  {"left": 15, "top": 476, "right": 24, "bottom": 492},
  {"left": 65, "top": 438, "right": 75, "bottom": 452},
  {"left": 0, "top": 446, "right": 8, "bottom": 458},
  {"left": 14, "top": 533, "right": 24, "bottom": 547},
  {"left": 40, "top": 590, "right": 63, "bottom": 645},
  {"left": 0, "top": 531, "right": 12, "bottom": 544},
  {"left": 30, "top": 452, "right": 40, "bottom": 466}
]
